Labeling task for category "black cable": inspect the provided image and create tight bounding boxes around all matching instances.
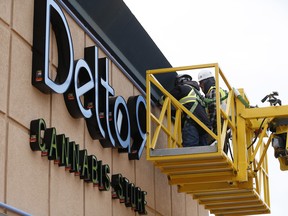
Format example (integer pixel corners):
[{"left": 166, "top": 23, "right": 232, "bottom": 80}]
[{"left": 247, "top": 118, "right": 267, "bottom": 150}]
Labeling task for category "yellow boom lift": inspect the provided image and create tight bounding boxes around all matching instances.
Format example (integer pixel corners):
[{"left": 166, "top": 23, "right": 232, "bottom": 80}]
[{"left": 146, "top": 63, "right": 288, "bottom": 216}]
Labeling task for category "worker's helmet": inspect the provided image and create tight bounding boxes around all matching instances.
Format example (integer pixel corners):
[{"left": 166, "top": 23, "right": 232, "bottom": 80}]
[
  {"left": 175, "top": 74, "right": 192, "bottom": 86},
  {"left": 198, "top": 70, "right": 214, "bottom": 82}
]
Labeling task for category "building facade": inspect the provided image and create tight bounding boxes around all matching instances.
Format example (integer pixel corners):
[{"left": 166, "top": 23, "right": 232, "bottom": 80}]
[{"left": 0, "top": 0, "right": 208, "bottom": 215}]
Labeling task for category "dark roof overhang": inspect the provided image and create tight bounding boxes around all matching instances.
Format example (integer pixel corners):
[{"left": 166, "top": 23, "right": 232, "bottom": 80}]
[{"left": 60, "top": 0, "right": 176, "bottom": 101}]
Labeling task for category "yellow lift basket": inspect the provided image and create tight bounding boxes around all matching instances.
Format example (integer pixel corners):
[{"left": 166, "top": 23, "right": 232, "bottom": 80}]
[{"left": 146, "top": 63, "right": 288, "bottom": 216}]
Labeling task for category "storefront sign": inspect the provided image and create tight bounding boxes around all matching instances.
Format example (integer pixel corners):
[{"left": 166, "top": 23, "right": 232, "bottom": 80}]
[
  {"left": 30, "top": 118, "right": 147, "bottom": 214},
  {"left": 32, "top": 0, "right": 146, "bottom": 160}
]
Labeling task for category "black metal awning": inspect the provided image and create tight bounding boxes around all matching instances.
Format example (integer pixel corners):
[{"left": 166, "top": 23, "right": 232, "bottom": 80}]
[{"left": 61, "top": 0, "right": 176, "bottom": 101}]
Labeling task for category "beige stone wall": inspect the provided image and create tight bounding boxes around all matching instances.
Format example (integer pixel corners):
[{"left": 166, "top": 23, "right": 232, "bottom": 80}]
[{"left": 0, "top": 0, "right": 209, "bottom": 216}]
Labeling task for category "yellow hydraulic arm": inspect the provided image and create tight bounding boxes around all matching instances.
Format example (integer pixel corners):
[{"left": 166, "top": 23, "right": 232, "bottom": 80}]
[{"left": 146, "top": 63, "right": 288, "bottom": 216}]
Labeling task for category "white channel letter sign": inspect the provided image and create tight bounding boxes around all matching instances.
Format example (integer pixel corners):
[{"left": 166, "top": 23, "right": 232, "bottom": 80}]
[{"left": 32, "top": 0, "right": 146, "bottom": 160}]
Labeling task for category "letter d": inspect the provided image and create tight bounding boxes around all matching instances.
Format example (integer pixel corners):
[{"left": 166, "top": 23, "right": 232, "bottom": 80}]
[{"left": 32, "top": 0, "right": 74, "bottom": 94}]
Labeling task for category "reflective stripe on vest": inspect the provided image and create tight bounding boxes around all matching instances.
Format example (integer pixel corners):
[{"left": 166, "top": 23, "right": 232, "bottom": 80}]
[
  {"left": 179, "top": 88, "right": 197, "bottom": 105},
  {"left": 206, "top": 86, "right": 228, "bottom": 104},
  {"left": 179, "top": 86, "right": 203, "bottom": 114}
]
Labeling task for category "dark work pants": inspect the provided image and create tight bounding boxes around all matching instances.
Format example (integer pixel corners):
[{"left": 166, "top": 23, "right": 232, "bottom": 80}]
[{"left": 182, "top": 121, "right": 208, "bottom": 147}]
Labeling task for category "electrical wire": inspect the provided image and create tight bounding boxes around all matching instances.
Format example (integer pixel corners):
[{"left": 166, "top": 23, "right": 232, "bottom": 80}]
[{"left": 247, "top": 118, "right": 267, "bottom": 150}]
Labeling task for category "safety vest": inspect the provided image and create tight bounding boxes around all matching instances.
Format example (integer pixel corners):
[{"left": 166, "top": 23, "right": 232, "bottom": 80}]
[
  {"left": 205, "top": 86, "right": 228, "bottom": 110},
  {"left": 179, "top": 85, "right": 204, "bottom": 113}
]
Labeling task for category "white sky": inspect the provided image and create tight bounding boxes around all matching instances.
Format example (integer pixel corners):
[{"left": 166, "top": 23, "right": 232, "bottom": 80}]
[{"left": 123, "top": 0, "right": 288, "bottom": 215}]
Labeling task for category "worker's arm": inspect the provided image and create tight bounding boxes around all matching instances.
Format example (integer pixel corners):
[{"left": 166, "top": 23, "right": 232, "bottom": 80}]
[{"left": 207, "top": 88, "right": 217, "bottom": 132}]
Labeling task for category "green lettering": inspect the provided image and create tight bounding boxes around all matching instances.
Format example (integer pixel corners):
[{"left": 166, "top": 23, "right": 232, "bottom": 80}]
[
  {"left": 88, "top": 155, "right": 98, "bottom": 184},
  {"left": 44, "top": 127, "right": 59, "bottom": 162},
  {"left": 57, "top": 135, "right": 71, "bottom": 170},
  {"left": 122, "top": 177, "right": 130, "bottom": 207},
  {"left": 129, "top": 183, "right": 136, "bottom": 209},
  {"left": 111, "top": 174, "right": 124, "bottom": 201},
  {"left": 97, "top": 160, "right": 103, "bottom": 189},
  {"left": 79, "top": 149, "right": 90, "bottom": 180},
  {"left": 29, "top": 119, "right": 47, "bottom": 153},
  {"left": 139, "top": 191, "right": 147, "bottom": 215},
  {"left": 69, "top": 141, "right": 80, "bottom": 175},
  {"left": 100, "top": 164, "right": 110, "bottom": 191}
]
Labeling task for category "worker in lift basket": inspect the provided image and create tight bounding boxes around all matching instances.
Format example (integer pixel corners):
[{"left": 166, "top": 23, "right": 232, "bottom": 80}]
[
  {"left": 158, "top": 74, "right": 211, "bottom": 147},
  {"left": 198, "top": 70, "right": 228, "bottom": 148}
]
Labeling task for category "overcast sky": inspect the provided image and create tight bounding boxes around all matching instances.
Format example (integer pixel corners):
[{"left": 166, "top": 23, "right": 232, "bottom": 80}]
[{"left": 123, "top": 0, "right": 288, "bottom": 215}]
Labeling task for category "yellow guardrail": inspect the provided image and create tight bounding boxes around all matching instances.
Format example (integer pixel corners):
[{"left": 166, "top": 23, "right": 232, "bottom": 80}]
[
  {"left": 146, "top": 63, "right": 235, "bottom": 158},
  {"left": 145, "top": 63, "right": 277, "bottom": 215}
]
